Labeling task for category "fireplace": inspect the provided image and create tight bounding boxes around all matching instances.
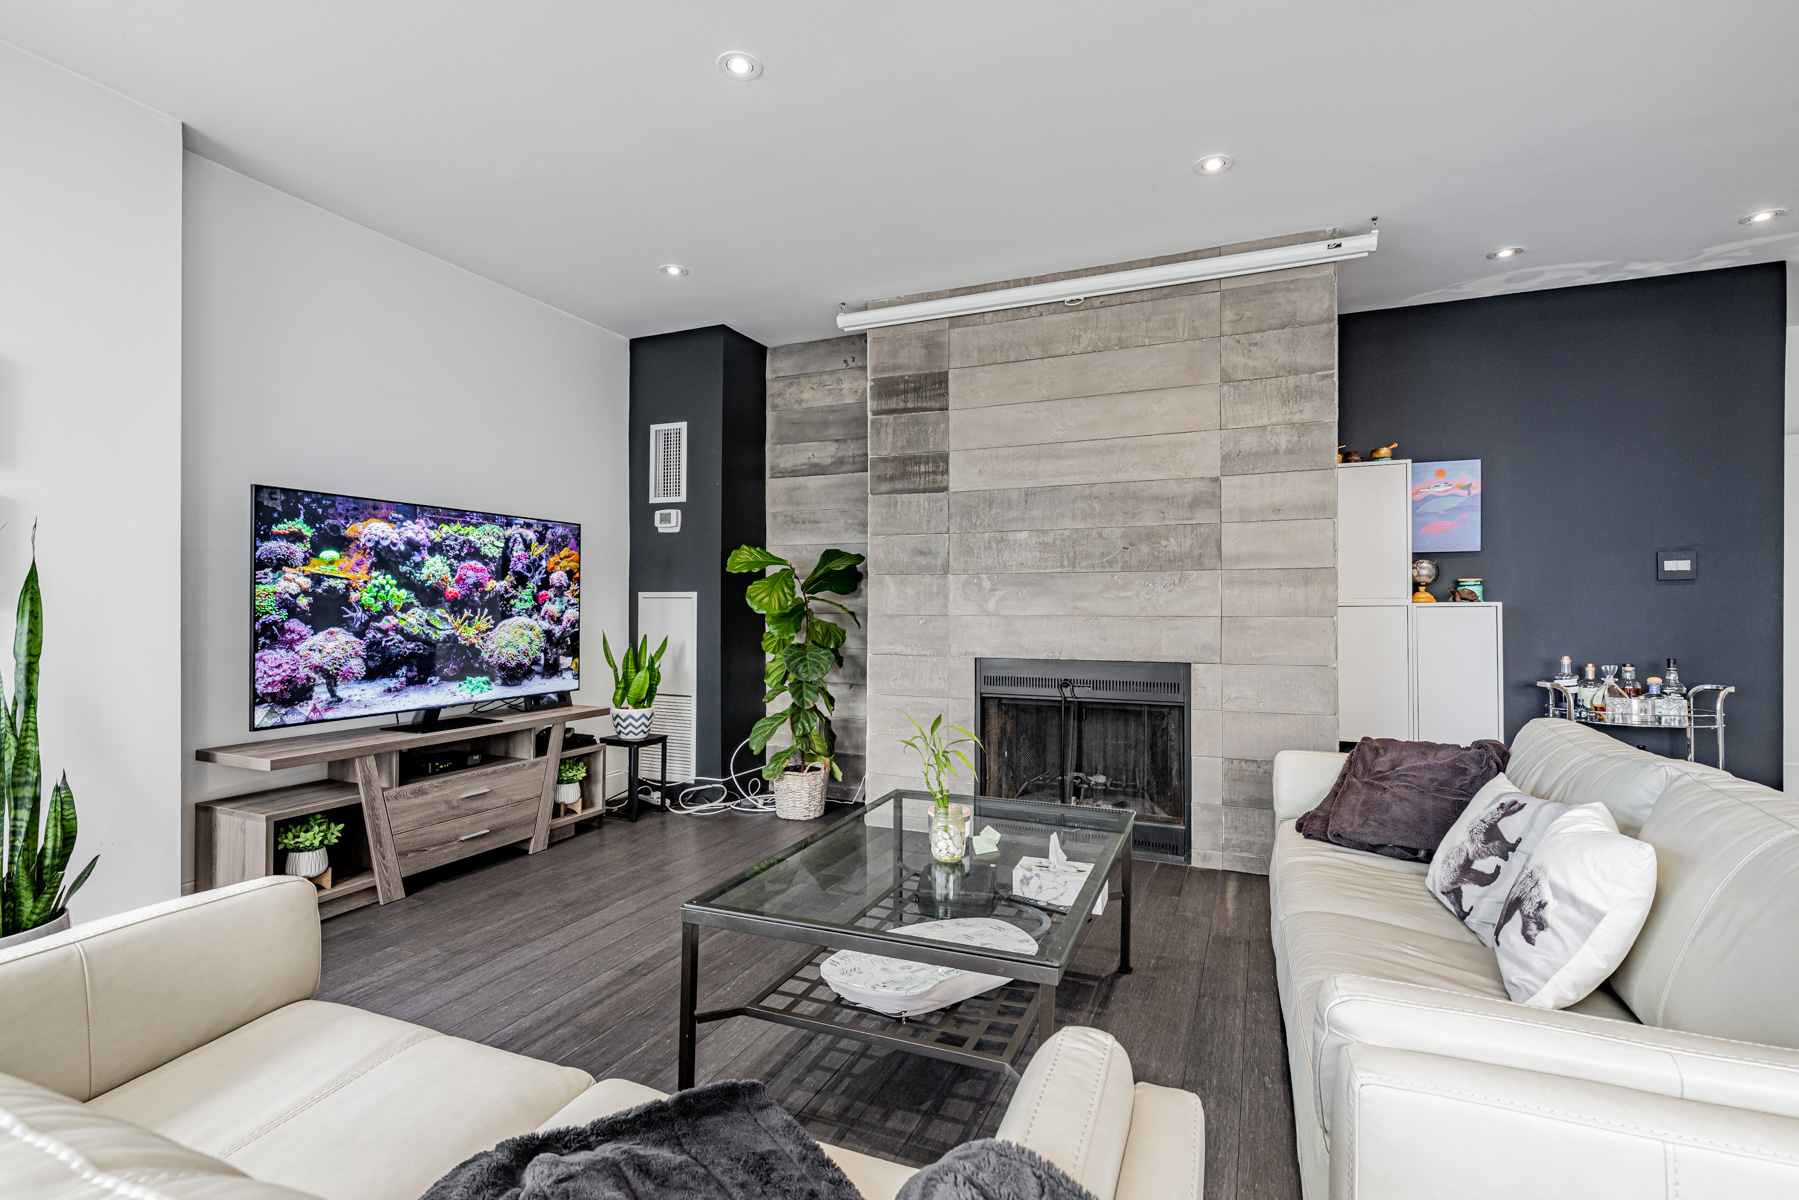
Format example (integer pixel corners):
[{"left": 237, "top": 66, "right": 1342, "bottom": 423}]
[{"left": 975, "top": 658, "right": 1191, "bottom": 862}]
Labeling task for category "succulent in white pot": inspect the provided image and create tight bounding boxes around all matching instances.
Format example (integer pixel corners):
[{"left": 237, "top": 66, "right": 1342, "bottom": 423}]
[
  {"left": 604, "top": 633, "right": 666, "bottom": 739},
  {"left": 277, "top": 812, "right": 344, "bottom": 885},
  {"left": 556, "top": 758, "right": 588, "bottom": 813}
]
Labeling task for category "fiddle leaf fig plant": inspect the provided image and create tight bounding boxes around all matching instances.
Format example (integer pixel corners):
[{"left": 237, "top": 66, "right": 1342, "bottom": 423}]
[
  {"left": 726, "top": 545, "right": 865, "bottom": 781},
  {"left": 2, "top": 538, "right": 100, "bottom": 936}
]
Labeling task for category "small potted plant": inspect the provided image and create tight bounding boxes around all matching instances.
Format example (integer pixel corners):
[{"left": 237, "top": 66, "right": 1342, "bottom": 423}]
[
  {"left": 277, "top": 812, "right": 344, "bottom": 887},
  {"left": 556, "top": 758, "right": 588, "bottom": 815},
  {"left": 603, "top": 633, "right": 667, "bottom": 739},
  {"left": 899, "top": 712, "right": 982, "bottom": 864}
]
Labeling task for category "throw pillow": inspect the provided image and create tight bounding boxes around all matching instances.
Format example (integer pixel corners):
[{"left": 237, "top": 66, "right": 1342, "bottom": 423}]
[
  {"left": 1428, "top": 774, "right": 1658, "bottom": 1008},
  {"left": 1298, "top": 736, "right": 1510, "bottom": 861}
]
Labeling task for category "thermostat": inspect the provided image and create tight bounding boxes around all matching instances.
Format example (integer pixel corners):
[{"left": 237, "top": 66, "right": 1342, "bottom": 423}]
[
  {"left": 1656, "top": 548, "right": 1696, "bottom": 580},
  {"left": 654, "top": 508, "right": 682, "bottom": 533}
]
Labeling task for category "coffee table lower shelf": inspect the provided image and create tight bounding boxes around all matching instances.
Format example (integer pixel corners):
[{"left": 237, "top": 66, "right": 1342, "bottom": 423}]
[{"left": 694, "top": 945, "right": 1047, "bottom": 1081}]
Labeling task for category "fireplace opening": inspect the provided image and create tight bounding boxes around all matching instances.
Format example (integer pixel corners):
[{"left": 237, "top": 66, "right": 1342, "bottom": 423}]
[{"left": 975, "top": 659, "right": 1190, "bottom": 862}]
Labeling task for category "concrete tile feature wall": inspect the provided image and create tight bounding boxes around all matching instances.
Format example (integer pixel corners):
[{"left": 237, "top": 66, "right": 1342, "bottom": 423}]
[
  {"left": 766, "top": 332, "right": 869, "bottom": 796},
  {"left": 863, "top": 236, "right": 1339, "bottom": 871}
]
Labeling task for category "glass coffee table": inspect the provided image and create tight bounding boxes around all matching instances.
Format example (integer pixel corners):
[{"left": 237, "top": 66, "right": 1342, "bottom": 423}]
[{"left": 678, "top": 789, "right": 1134, "bottom": 1088}]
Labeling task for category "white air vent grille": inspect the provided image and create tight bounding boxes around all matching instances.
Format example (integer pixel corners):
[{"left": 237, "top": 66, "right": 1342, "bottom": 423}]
[
  {"left": 651, "top": 693, "right": 695, "bottom": 783},
  {"left": 649, "top": 422, "right": 687, "bottom": 503}
]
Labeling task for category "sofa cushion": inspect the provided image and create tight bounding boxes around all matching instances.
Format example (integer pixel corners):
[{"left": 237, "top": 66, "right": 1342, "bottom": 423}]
[
  {"left": 1298, "top": 737, "right": 1508, "bottom": 862},
  {"left": 0, "top": 1070, "right": 320, "bottom": 1200},
  {"left": 87, "top": 1000, "right": 591, "bottom": 1200},
  {"left": 1504, "top": 718, "right": 1729, "bottom": 836},
  {"left": 1612, "top": 772, "right": 1799, "bottom": 1047}
]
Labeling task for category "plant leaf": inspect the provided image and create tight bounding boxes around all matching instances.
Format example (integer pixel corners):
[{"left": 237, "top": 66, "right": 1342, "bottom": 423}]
[
  {"left": 744, "top": 570, "right": 797, "bottom": 615},
  {"left": 760, "top": 629, "right": 792, "bottom": 655},
  {"left": 801, "top": 550, "right": 865, "bottom": 592},
  {"left": 763, "top": 658, "right": 788, "bottom": 688},
  {"left": 807, "top": 619, "right": 847, "bottom": 651},
  {"left": 781, "top": 642, "right": 834, "bottom": 682},
  {"left": 762, "top": 745, "right": 797, "bottom": 780},
  {"left": 748, "top": 712, "right": 787, "bottom": 753},
  {"left": 765, "top": 607, "right": 805, "bottom": 639},
  {"left": 726, "top": 545, "right": 790, "bottom": 573}
]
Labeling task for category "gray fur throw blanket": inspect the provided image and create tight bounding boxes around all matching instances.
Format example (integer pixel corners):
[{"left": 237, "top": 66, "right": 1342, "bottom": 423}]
[{"left": 419, "top": 1080, "right": 1095, "bottom": 1200}]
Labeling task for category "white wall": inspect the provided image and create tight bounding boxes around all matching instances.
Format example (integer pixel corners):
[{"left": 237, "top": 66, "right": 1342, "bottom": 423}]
[
  {"left": 183, "top": 156, "right": 629, "bottom": 888},
  {"left": 0, "top": 42, "right": 184, "bottom": 921}
]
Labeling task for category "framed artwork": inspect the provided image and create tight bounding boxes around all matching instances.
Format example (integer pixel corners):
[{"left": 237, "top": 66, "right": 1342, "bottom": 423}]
[{"left": 1411, "top": 459, "right": 1481, "bottom": 552}]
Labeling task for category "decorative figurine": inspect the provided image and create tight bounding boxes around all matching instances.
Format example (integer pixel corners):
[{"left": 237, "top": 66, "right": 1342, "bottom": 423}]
[
  {"left": 1338, "top": 445, "right": 1362, "bottom": 463},
  {"left": 1371, "top": 443, "right": 1399, "bottom": 460},
  {"left": 1411, "top": 559, "right": 1439, "bottom": 602},
  {"left": 1450, "top": 587, "right": 1481, "bottom": 602}
]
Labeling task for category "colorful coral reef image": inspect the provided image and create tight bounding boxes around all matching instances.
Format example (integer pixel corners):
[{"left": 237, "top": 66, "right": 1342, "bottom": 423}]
[{"left": 252, "top": 486, "right": 580, "bottom": 729}]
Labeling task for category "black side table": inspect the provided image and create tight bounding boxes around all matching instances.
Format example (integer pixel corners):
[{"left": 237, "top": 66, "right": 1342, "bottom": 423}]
[{"left": 598, "top": 733, "right": 670, "bottom": 822}]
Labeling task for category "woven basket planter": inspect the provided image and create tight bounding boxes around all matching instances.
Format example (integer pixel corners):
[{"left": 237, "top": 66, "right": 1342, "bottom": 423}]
[{"left": 771, "top": 761, "right": 828, "bottom": 820}]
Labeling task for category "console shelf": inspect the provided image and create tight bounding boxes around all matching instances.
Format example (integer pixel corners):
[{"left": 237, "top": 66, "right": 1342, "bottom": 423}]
[{"left": 196, "top": 705, "right": 610, "bottom": 917}]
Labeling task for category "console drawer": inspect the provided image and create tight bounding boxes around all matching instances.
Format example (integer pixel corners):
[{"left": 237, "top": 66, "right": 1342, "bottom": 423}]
[
  {"left": 384, "top": 759, "right": 543, "bottom": 834},
  {"left": 393, "top": 798, "right": 541, "bottom": 874}
]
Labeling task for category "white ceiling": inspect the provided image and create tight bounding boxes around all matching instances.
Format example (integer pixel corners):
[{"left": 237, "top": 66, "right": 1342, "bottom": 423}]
[{"left": 2, "top": 1, "right": 1796, "bottom": 346}]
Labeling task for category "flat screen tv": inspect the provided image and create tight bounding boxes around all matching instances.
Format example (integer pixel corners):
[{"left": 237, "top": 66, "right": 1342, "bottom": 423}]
[{"left": 252, "top": 485, "right": 580, "bottom": 730}]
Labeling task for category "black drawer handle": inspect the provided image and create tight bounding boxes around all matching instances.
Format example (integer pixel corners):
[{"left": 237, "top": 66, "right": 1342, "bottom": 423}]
[
  {"left": 459, "top": 788, "right": 491, "bottom": 800},
  {"left": 458, "top": 828, "right": 492, "bottom": 842}
]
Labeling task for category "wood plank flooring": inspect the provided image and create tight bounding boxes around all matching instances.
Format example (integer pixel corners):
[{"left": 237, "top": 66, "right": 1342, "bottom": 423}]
[{"left": 319, "top": 806, "right": 1302, "bottom": 1200}]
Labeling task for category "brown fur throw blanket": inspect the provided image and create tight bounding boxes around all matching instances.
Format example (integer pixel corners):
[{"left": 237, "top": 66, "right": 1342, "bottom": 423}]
[
  {"left": 1298, "top": 736, "right": 1509, "bottom": 861},
  {"left": 420, "top": 1080, "right": 1096, "bottom": 1200}
]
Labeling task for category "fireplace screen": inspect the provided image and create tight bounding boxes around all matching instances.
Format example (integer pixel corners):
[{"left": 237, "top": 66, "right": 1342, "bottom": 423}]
[{"left": 976, "top": 660, "right": 1190, "bottom": 861}]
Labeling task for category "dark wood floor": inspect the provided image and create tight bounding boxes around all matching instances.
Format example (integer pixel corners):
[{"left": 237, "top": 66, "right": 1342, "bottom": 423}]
[{"left": 318, "top": 807, "right": 1302, "bottom": 1200}]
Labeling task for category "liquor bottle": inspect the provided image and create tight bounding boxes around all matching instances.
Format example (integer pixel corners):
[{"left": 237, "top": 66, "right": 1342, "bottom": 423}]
[
  {"left": 1645, "top": 678, "right": 1663, "bottom": 726},
  {"left": 1577, "top": 663, "right": 1600, "bottom": 716},
  {"left": 1620, "top": 664, "right": 1643, "bottom": 698},
  {"left": 1554, "top": 656, "right": 1578, "bottom": 686},
  {"left": 1658, "top": 663, "right": 1689, "bottom": 725},
  {"left": 1597, "top": 666, "right": 1620, "bottom": 720}
]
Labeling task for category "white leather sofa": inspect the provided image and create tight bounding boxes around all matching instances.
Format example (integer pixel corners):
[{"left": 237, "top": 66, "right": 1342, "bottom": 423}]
[
  {"left": 0, "top": 875, "right": 1202, "bottom": 1200},
  {"left": 1271, "top": 717, "right": 1799, "bottom": 1200}
]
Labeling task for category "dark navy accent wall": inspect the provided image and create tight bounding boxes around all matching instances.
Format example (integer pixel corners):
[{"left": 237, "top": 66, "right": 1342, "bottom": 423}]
[
  {"left": 629, "top": 326, "right": 766, "bottom": 781},
  {"left": 1340, "top": 264, "right": 1786, "bottom": 785}
]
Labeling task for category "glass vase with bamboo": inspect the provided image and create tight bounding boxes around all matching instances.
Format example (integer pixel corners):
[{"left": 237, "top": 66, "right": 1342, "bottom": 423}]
[{"left": 899, "top": 712, "right": 982, "bottom": 864}]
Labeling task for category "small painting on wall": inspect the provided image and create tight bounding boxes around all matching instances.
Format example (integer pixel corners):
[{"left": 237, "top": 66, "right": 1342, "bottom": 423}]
[{"left": 1412, "top": 459, "right": 1481, "bottom": 552}]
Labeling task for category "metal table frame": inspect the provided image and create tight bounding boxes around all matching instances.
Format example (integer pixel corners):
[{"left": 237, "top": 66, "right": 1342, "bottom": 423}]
[{"left": 678, "top": 791, "right": 1133, "bottom": 1089}]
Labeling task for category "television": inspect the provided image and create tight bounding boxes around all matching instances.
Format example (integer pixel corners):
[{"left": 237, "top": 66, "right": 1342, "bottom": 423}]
[{"left": 251, "top": 485, "right": 580, "bottom": 730}]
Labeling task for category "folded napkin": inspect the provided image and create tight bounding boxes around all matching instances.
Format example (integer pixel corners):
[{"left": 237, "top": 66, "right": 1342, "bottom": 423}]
[{"left": 1012, "top": 833, "right": 1107, "bottom": 914}]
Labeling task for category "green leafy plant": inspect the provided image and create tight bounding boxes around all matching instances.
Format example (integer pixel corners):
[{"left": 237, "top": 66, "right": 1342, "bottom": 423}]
[
  {"left": 2, "top": 540, "right": 99, "bottom": 935},
  {"left": 898, "top": 711, "right": 982, "bottom": 808},
  {"left": 602, "top": 633, "right": 667, "bottom": 709},
  {"left": 557, "top": 758, "right": 589, "bottom": 785},
  {"left": 726, "top": 546, "right": 865, "bottom": 781},
  {"left": 276, "top": 812, "right": 345, "bottom": 853}
]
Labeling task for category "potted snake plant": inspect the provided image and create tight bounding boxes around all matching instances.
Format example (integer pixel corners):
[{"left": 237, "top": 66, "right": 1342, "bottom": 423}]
[
  {"left": 603, "top": 633, "right": 667, "bottom": 739},
  {"left": 0, "top": 539, "right": 100, "bottom": 949}
]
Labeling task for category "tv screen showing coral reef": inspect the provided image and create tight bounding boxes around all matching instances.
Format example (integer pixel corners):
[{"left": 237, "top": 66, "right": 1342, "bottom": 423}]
[{"left": 252, "top": 486, "right": 580, "bottom": 729}]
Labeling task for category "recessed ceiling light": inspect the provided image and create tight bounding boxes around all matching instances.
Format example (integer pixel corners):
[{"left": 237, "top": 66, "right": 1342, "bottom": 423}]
[
  {"left": 1740, "top": 208, "right": 1786, "bottom": 225},
  {"left": 1193, "top": 154, "right": 1233, "bottom": 175},
  {"left": 718, "top": 51, "right": 762, "bottom": 79},
  {"left": 1487, "top": 246, "right": 1524, "bottom": 260},
  {"left": 659, "top": 264, "right": 688, "bottom": 277}
]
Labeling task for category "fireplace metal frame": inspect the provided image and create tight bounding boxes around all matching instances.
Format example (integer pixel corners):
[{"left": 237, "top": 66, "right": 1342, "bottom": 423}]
[{"left": 974, "top": 658, "right": 1191, "bottom": 863}]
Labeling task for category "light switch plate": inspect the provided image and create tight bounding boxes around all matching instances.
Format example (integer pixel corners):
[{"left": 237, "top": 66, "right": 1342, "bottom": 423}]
[{"left": 1656, "top": 548, "right": 1696, "bottom": 580}]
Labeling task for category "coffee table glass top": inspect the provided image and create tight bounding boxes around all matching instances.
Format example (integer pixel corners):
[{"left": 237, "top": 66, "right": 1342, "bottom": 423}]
[{"left": 683, "top": 790, "right": 1133, "bottom": 972}]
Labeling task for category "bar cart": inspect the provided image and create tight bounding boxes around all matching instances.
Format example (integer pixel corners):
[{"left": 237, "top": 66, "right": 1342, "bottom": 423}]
[{"left": 1536, "top": 681, "right": 1734, "bottom": 770}]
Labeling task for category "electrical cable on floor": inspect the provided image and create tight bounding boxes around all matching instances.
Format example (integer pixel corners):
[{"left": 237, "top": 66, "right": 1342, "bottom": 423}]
[{"left": 600, "top": 736, "right": 865, "bottom": 817}]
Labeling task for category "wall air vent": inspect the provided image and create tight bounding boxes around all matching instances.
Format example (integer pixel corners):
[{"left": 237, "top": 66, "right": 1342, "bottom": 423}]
[{"left": 649, "top": 422, "right": 687, "bottom": 504}]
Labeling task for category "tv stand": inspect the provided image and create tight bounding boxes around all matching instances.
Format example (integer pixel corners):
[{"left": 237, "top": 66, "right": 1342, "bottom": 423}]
[{"left": 194, "top": 704, "right": 610, "bottom": 917}]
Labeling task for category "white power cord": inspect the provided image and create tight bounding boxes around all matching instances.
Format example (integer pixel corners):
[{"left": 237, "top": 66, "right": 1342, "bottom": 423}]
[{"left": 605, "top": 736, "right": 864, "bottom": 816}]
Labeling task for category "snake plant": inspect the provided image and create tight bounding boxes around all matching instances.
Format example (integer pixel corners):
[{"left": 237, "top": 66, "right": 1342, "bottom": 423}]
[
  {"left": 602, "top": 633, "right": 667, "bottom": 709},
  {"left": 3, "top": 541, "right": 98, "bottom": 936}
]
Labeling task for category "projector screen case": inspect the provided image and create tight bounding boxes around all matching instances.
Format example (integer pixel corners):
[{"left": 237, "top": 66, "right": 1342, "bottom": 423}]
[{"left": 250, "top": 485, "right": 581, "bottom": 730}]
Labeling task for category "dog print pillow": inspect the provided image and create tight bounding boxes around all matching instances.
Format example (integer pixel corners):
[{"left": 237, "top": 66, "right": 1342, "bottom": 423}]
[{"left": 1428, "top": 774, "right": 1658, "bottom": 1008}]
